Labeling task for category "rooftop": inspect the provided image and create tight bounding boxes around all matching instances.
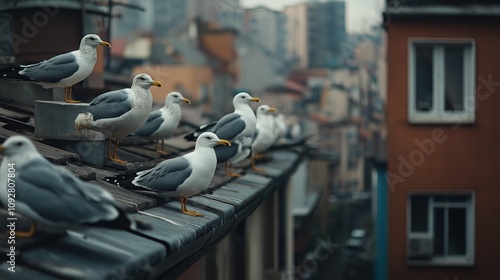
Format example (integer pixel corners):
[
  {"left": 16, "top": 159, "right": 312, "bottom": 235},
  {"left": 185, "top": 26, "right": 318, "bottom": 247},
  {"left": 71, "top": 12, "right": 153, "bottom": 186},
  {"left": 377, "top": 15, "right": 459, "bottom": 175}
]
[{"left": 0, "top": 101, "right": 307, "bottom": 279}]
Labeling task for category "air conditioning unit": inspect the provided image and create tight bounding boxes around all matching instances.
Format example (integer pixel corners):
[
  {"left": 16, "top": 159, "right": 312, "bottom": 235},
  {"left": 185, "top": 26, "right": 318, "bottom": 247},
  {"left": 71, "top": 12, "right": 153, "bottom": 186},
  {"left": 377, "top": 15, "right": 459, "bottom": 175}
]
[{"left": 408, "top": 237, "right": 433, "bottom": 259}]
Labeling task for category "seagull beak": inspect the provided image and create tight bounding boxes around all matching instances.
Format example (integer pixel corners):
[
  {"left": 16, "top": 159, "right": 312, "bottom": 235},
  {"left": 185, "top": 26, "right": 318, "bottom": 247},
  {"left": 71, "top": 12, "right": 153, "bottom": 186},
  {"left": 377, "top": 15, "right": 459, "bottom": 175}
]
[
  {"left": 150, "top": 81, "right": 162, "bottom": 87},
  {"left": 217, "top": 139, "right": 231, "bottom": 146},
  {"left": 251, "top": 97, "right": 261, "bottom": 102},
  {"left": 268, "top": 107, "right": 277, "bottom": 112},
  {"left": 100, "top": 41, "right": 111, "bottom": 48},
  {"left": 0, "top": 145, "right": 4, "bottom": 153},
  {"left": 182, "top": 98, "right": 191, "bottom": 104}
]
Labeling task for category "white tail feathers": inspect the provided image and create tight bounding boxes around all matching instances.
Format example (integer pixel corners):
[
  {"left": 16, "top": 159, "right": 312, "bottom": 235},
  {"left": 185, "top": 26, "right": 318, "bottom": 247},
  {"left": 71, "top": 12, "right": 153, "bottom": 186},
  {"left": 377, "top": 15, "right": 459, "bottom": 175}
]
[{"left": 74, "top": 112, "right": 94, "bottom": 131}]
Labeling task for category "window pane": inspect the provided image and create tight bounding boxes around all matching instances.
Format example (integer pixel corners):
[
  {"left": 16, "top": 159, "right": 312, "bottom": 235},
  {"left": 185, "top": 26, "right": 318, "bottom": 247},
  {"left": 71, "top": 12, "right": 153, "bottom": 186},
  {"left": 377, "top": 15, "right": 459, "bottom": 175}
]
[
  {"left": 411, "top": 196, "right": 429, "bottom": 232},
  {"left": 448, "top": 208, "right": 466, "bottom": 255},
  {"left": 434, "top": 208, "right": 444, "bottom": 256},
  {"left": 444, "top": 46, "right": 464, "bottom": 111},
  {"left": 415, "top": 45, "right": 434, "bottom": 111},
  {"left": 434, "top": 195, "right": 446, "bottom": 202}
]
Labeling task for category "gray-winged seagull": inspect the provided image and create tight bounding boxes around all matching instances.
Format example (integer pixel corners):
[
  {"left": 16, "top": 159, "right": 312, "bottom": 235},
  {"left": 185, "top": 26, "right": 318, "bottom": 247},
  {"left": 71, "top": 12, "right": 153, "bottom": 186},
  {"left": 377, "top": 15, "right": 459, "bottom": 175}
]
[
  {"left": 0, "top": 34, "right": 111, "bottom": 103},
  {"left": 107, "top": 132, "right": 230, "bottom": 217},
  {"left": 0, "top": 136, "right": 136, "bottom": 236},
  {"left": 184, "top": 92, "right": 260, "bottom": 176},
  {"left": 134, "top": 91, "right": 191, "bottom": 155},
  {"left": 251, "top": 105, "right": 277, "bottom": 172},
  {"left": 75, "top": 73, "right": 162, "bottom": 164}
]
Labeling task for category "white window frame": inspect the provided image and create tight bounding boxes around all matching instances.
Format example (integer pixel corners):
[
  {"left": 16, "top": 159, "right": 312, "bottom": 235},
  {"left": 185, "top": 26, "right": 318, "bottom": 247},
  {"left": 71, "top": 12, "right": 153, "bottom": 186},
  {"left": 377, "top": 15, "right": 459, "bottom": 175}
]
[
  {"left": 408, "top": 38, "right": 476, "bottom": 124},
  {"left": 407, "top": 192, "right": 475, "bottom": 266}
]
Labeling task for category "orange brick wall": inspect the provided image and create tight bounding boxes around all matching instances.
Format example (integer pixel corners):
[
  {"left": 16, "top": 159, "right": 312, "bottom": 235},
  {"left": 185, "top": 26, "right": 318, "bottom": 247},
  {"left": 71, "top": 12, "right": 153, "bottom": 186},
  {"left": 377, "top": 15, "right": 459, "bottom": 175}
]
[{"left": 387, "top": 17, "right": 500, "bottom": 280}]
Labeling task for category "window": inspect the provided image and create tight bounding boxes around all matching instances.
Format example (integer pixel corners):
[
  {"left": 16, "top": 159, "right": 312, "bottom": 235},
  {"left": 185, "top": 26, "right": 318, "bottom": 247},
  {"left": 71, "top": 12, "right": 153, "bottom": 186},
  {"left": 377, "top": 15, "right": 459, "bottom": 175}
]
[
  {"left": 408, "top": 39, "right": 475, "bottom": 124},
  {"left": 407, "top": 193, "right": 474, "bottom": 266}
]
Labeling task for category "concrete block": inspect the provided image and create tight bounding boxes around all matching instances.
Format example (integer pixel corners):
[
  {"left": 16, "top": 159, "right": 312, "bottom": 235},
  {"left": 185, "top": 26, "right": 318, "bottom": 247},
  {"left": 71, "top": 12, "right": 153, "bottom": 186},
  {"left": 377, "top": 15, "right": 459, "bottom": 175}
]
[
  {"left": 63, "top": 140, "right": 106, "bottom": 167},
  {"left": 34, "top": 100, "right": 105, "bottom": 141},
  {"left": 34, "top": 100, "right": 107, "bottom": 166}
]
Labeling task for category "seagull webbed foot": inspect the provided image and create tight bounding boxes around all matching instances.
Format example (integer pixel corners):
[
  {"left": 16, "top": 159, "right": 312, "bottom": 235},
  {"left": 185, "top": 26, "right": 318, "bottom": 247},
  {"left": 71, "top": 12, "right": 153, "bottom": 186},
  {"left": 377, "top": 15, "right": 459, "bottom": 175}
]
[
  {"left": 108, "top": 155, "right": 127, "bottom": 165},
  {"left": 252, "top": 166, "right": 265, "bottom": 173},
  {"left": 64, "top": 98, "right": 81, "bottom": 103},
  {"left": 156, "top": 149, "right": 170, "bottom": 156},
  {"left": 8, "top": 222, "right": 37, "bottom": 238},
  {"left": 182, "top": 209, "right": 204, "bottom": 217}
]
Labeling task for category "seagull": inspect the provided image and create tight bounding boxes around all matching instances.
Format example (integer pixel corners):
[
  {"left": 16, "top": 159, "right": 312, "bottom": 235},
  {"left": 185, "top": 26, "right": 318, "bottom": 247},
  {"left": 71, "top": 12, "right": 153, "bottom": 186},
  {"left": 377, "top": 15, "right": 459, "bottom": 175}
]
[
  {"left": 272, "top": 113, "right": 287, "bottom": 146},
  {"left": 184, "top": 92, "right": 260, "bottom": 176},
  {"left": 214, "top": 136, "right": 253, "bottom": 174},
  {"left": 251, "top": 105, "right": 277, "bottom": 172},
  {"left": 0, "top": 135, "right": 136, "bottom": 237},
  {"left": 134, "top": 92, "right": 191, "bottom": 155},
  {"left": 75, "top": 73, "right": 162, "bottom": 164},
  {"left": 0, "top": 34, "right": 111, "bottom": 103},
  {"left": 106, "top": 132, "right": 230, "bottom": 217}
]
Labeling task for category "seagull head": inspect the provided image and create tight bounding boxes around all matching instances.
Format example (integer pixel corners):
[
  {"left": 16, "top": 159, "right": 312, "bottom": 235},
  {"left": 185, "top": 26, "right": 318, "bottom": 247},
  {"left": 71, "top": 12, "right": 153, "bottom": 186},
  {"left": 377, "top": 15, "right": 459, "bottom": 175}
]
[
  {"left": 196, "top": 132, "right": 231, "bottom": 149},
  {"left": 0, "top": 135, "right": 38, "bottom": 158},
  {"left": 166, "top": 91, "right": 191, "bottom": 106},
  {"left": 256, "top": 105, "right": 277, "bottom": 117},
  {"left": 133, "top": 73, "right": 162, "bottom": 89},
  {"left": 82, "top": 34, "right": 111, "bottom": 48},
  {"left": 233, "top": 92, "right": 260, "bottom": 107}
]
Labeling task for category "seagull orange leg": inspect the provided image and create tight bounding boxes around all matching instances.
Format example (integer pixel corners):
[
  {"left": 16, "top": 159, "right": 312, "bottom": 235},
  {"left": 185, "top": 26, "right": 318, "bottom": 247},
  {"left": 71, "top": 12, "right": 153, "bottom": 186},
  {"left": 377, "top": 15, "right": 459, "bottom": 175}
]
[
  {"left": 156, "top": 138, "right": 169, "bottom": 156},
  {"left": 15, "top": 222, "right": 36, "bottom": 238},
  {"left": 226, "top": 161, "right": 242, "bottom": 177},
  {"left": 64, "top": 86, "right": 81, "bottom": 103},
  {"left": 110, "top": 138, "right": 127, "bottom": 164},
  {"left": 180, "top": 197, "right": 203, "bottom": 217}
]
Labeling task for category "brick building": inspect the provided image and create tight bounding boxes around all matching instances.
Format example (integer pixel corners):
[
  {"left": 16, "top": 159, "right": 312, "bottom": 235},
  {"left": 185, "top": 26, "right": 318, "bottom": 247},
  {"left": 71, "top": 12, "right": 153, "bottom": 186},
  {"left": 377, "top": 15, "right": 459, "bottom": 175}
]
[{"left": 384, "top": 1, "right": 500, "bottom": 279}]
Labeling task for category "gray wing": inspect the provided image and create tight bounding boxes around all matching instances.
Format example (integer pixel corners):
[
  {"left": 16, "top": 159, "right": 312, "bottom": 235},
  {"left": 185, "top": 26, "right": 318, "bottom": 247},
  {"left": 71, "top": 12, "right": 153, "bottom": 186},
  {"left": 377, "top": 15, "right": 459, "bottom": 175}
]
[
  {"left": 212, "top": 113, "right": 246, "bottom": 140},
  {"left": 215, "top": 144, "right": 239, "bottom": 163},
  {"left": 89, "top": 89, "right": 132, "bottom": 121},
  {"left": 16, "top": 158, "right": 119, "bottom": 225},
  {"left": 184, "top": 122, "right": 217, "bottom": 141},
  {"left": 133, "top": 156, "right": 192, "bottom": 192},
  {"left": 134, "top": 110, "right": 163, "bottom": 137},
  {"left": 19, "top": 52, "right": 79, "bottom": 83}
]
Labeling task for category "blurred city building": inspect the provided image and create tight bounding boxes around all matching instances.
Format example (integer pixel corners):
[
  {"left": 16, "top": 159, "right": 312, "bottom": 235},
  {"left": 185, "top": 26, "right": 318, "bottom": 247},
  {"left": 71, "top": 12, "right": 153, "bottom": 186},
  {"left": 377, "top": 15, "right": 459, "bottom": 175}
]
[
  {"left": 243, "top": 6, "right": 287, "bottom": 61},
  {"left": 384, "top": 0, "right": 500, "bottom": 279},
  {"left": 284, "top": 0, "right": 347, "bottom": 69}
]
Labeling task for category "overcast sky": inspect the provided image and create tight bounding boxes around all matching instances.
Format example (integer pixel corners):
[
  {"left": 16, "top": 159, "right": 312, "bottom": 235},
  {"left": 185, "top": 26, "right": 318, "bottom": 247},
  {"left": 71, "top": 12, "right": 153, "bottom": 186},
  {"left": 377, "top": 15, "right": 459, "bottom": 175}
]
[{"left": 241, "top": 0, "right": 385, "bottom": 33}]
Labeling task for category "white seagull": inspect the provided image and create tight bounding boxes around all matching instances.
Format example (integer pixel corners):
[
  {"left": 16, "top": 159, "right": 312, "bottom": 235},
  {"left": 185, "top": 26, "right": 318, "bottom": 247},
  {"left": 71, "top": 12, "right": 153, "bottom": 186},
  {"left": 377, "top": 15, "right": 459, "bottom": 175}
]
[
  {"left": 184, "top": 92, "right": 260, "bottom": 176},
  {"left": 0, "top": 136, "right": 136, "bottom": 236},
  {"left": 107, "top": 132, "right": 230, "bottom": 217},
  {"left": 75, "top": 73, "right": 162, "bottom": 164},
  {"left": 134, "top": 92, "right": 191, "bottom": 155},
  {"left": 0, "top": 34, "right": 111, "bottom": 103},
  {"left": 251, "top": 105, "right": 277, "bottom": 172}
]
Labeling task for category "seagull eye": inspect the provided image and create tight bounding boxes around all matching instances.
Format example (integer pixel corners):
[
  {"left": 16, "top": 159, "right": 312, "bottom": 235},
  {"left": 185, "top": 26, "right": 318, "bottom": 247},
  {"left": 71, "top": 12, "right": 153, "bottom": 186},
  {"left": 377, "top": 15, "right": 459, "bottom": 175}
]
[
  {"left": 206, "top": 136, "right": 212, "bottom": 140},
  {"left": 15, "top": 142, "right": 23, "bottom": 147}
]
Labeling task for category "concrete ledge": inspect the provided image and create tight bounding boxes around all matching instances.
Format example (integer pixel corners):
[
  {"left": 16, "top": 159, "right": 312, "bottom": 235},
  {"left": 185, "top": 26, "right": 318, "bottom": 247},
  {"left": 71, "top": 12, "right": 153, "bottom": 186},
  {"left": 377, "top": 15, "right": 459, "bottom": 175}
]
[
  {"left": 35, "top": 100, "right": 107, "bottom": 166},
  {"left": 34, "top": 100, "right": 105, "bottom": 141}
]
